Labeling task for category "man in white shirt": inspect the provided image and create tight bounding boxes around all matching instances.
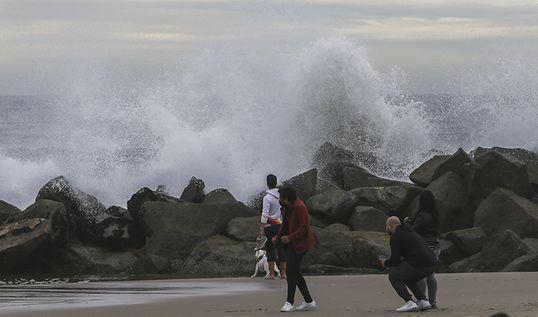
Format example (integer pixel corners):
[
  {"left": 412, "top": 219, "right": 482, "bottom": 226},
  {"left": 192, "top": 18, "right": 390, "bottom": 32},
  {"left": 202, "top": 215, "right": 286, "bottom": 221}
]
[{"left": 259, "top": 174, "right": 287, "bottom": 279}]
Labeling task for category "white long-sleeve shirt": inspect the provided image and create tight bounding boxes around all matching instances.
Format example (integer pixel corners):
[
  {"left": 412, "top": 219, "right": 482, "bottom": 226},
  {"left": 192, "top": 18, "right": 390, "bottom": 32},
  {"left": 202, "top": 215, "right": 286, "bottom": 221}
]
[{"left": 261, "top": 188, "right": 282, "bottom": 226}]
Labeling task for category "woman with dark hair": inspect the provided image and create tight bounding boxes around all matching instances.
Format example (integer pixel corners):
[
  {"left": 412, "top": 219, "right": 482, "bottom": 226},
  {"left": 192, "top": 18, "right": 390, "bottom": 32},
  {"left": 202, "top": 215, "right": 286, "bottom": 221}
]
[{"left": 406, "top": 190, "right": 440, "bottom": 309}]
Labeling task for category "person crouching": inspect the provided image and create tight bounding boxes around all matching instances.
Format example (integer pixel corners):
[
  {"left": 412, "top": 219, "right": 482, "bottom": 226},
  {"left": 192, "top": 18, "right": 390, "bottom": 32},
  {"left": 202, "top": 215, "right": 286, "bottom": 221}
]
[{"left": 380, "top": 216, "right": 436, "bottom": 312}]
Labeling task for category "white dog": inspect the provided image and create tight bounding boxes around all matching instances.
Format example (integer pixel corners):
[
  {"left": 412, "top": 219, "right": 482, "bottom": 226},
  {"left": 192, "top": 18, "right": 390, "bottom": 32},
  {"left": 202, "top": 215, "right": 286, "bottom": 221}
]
[{"left": 251, "top": 249, "right": 280, "bottom": 278}]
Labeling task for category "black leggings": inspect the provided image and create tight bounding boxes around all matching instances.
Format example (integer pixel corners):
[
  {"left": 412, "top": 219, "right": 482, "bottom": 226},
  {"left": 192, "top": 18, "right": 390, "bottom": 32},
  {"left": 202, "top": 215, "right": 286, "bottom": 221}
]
[
  {"left": 389, "top": 262, "right": 435, "bottom": 302},
  {"left": 286, "top": 246, "right": 313, "bottom": 305}
]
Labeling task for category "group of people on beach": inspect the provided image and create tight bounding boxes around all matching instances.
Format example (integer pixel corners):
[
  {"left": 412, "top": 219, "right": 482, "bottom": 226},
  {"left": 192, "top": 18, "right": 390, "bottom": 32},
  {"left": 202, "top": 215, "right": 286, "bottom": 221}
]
[{"left": 258, "top": 174, "right": 441, "bottom": 313}]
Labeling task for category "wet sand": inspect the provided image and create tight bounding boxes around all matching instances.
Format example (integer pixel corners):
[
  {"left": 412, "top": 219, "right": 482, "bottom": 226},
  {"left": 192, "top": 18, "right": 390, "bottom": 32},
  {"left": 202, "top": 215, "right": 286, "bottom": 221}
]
[{"left": 1, "top": 273, "right": 537, "bottom": 317}]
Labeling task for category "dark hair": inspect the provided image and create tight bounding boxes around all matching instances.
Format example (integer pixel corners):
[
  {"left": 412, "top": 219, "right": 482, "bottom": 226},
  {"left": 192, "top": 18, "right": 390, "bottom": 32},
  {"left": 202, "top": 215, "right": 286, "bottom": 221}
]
[
  {"left": 278, "top": 186, "right": 297, "bottom": 202},
  {"left": 418, "top": 190, "right": 439, "bottom": 225},
  {"left": 266, "top": 174, "right": 277, "bottom": 188},
  {"left": 490, "top": 314, "right": 510, "bottom": 317}
]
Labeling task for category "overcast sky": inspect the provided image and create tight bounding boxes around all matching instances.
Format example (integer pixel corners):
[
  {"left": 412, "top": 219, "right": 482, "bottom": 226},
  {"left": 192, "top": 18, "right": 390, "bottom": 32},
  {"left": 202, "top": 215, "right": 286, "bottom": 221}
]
[{"left": 1, "top": 0, "right": 537, "bottom": 94}]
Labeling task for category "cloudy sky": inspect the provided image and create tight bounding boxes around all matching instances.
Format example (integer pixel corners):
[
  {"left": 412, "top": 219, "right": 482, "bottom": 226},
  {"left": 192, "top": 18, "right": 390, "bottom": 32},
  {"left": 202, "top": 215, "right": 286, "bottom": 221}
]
[{"left": 1, "top": 0, "right": 537, "bottom": 94}]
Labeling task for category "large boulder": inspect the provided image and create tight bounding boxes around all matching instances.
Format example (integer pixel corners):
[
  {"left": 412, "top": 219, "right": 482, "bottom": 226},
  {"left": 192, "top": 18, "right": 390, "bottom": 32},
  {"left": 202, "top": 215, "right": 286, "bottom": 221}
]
[
  {"left": 409, "top": 148, "right": 471, "bottom": 187},
  {"left": 473, "top": 147, "right": 538, "bottom": 188},
  {"left": 313, "top": 142, "right": 354, "bottom": 168},
  {"left": 143, "top": 201, "right": 255, "bottom": 260},
  {"left": 406, "top": 172, "right": 471, "bottom": 232},
  {"left": 203, "top": 189, "right": 237, "bottom": 204},
  {"left": 226, "top": 216, "right": 260, "bottom": 241},
  {"left": 348, "top": 206, "right": 387, "bottom": 232},
  {"left": 502, "top": 253, "right": 538, "bottom": 272},
  {"left": 316, "top": 177, "right": 341, "bottom": 194},
  {"left": 12, "top": 200, "right": 69, "bottom": 243},
  {"left": 183, "top": 235, "right": 256, "bottom": 276},
  {"left": 349, "top": 186, "right": 408, "bottom": 212},
  {"left": 0, "top": 200, "right": 20, "bottom": 223},
  {"left": 130, "top": 254, "right": 171, "bottom": 275},
  {"left": 445, "top": 227, "right": 489, "bottom": 256},
  {"left": 0, "top": 218, "right": 59, "bottom": 272},
  {"left": 448, "top": 253, "right": 482, "bottom": 273},
  {"left": 347, "top": 231, "right": 390, "bottom": 268},
  {"left": 326, "top": 223, "right": 350, "bottom": 232},
  {"left": 303, "top": 227, "right": 353, "bottom": 267},
  {"left": 450, "top": 230, "right": 530, "bottom": 273},
  {"left": 320, "top": 162, "right": 363, "bottom": 188},
  {"left": 307, "top": 188, "right": 358, "bottom": 223},
  {"left": 477, "top": 230, "right": 529, "bottom": 272},
  {"left": 59, "top": 243, "right": 138, "bottom": 275},
  {"left": 303, "top": 228, "right": 389, "bottom": 269},
  {"left": 281, "top": 169, "right": 318, "bottom": 201},
  {"left": 472, "top": 151, "right": 533, "bottom": 200},
  {"left": 342, "top": 167, "right": 411, "bottom": 191},
  {"left": 180, "top": 177, "right": 206, "bottom": 203},
  {"left": 96, "top": 207, "right": 137, "bottom": 251},
  {"left": 474, "top": 188, "right": 538, "bottom": 239},
  {"left": 523, "top": 238, "right": 538, "bottom": 252},
  {"left": 438, "top": 239, "right": 465, "bottom": 266},
  {"left": 36, "top": 176, "right": 106, "bottom": 241},
  {"left": 126, "top": 187, "right": 181, "bottom": 248}
]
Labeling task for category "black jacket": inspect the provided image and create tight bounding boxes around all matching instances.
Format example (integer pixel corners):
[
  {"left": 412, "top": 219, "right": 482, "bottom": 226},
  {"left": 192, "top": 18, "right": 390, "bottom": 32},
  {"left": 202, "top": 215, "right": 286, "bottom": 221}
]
[
  {"left": 385, "top": 224, "right": 436, "bottom": 268},
  {"left": 408, "top": 212, "right": 439, "bottom": 247}
]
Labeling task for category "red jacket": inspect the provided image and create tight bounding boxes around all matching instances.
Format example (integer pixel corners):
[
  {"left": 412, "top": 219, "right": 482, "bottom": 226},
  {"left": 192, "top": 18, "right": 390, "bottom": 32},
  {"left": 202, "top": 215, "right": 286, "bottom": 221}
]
[{"left": 277, "top": 199, "right": 316, "bottom": 253}]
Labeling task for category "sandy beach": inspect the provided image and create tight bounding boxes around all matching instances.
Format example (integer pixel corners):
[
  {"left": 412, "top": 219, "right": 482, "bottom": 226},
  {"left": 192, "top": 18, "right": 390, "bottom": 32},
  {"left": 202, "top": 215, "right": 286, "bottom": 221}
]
[{"left": 1, "top": 273, "right": 537, "bottom": 317}]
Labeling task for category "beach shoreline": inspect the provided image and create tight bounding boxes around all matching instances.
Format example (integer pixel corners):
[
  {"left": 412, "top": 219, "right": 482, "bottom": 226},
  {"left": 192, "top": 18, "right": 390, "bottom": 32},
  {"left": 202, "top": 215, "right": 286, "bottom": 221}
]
[{"left": 1, "top": 273, "right": 537, "bottom": 317}]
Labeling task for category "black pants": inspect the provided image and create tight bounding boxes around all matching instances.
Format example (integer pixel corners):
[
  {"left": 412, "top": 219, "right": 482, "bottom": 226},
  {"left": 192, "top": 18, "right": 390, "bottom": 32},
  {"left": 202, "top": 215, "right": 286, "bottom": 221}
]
[
  {"left": 286, "top": 246, "right": 313, "bottom": 305},
  {"left": 389, "top": 262, "right": 435, "bottom": 302},
  {"left": 264, "top": 225, "right": 285, "bottom": 262}
]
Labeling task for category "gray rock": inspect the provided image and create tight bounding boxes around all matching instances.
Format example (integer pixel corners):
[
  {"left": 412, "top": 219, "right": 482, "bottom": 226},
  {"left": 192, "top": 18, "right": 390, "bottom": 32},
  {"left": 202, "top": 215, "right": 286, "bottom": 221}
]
[
  {"left": 303, "top": 227, "right": 389, "bottom": 269},
  {"left": 448, "top": 253, "right": 482, "bottom": 273},
  {"left": 126, "top": 187, "right": 181, "bottom": 248},
  {"left": 316, "top": 178, "right": 341, "bottom": 194},
  {"left": 180, "top": 177, "right": 206, "bottom": 203},
  {"left": 183, "top": 235, "right": 256, "bottom": 276},
  {"left": 313, "top": 142, "right": 355, "bottom": 168},
  {"left": 503, "top": 253, "right": 538, "bottom": 272},
  {"left": 203, "top": 188, "right": 237, "bottom": 204},
  {"left": 438, "top": 239, "right": 465, "bottom": 266},
  {"left": 130, "top": 254, "right": 171, "bottom": 274},
  {"left": 12, "top": 200, "right": 68, "bottom": 243},
  {"left": 143, "top": 201, "right": 254, "bottom": 260},
  {"left": 410, "top": 148, "right": 471, "bottom": 187},
  {"left": 0, "top": 200, "right": 20, "bottom": 223},
  {"left": 523, "top": 238, "right": 538, "bottom": 252},
  {"left": 0, "top": 218, "right": 59, "bottom": 272},
  {"left": 445, "top": 227, "right": 489, "bottom": 256},
  {"left": 310, "top": 215, "right": 329, "bottom": 228},
  {"left": 349, "top": 186, "right": 407, "bottom": 212},
  {"left": 307, "top": 188, "right": 358, "bottom": 223},
  {"left": 226, "top": 216, "right": 260, "bottom": 241},
  {"left": 478, "top": 230, "right": 529, "bottom": 272},
  {"left": 342, "top": 167, "right": 411, "bottom": 191},
  {"left": 60, "top": 243, "right": 138, "bottom": 275},
  {"left": 406, "top": 172, "right": 471, "bottom": 232},
  {"left": 320, "top": 162, "right": 364, "bottom": 188},
  {"left": 36, "top": 176, "right": 106, "bottom": 241},
  {"left": 96, "top": 214, "right": 134, "bottom": 251},
  {"left": 281, "top": 169, "right": 318, "bottom": 201},
  {"left": 348, "top": 206, "right": 387, "bottom": 232},
  {"left": 474, "top": 188, "right": 538, "bottom": 239},
  {"left": 473, "top": 147, "right": 538, "bottom": 188},
  {"left": 326, "top": 223, "right": 350, "bottom": 232},
  {"left": 472, "top": 150, "right": 533, "bottom": 200}
]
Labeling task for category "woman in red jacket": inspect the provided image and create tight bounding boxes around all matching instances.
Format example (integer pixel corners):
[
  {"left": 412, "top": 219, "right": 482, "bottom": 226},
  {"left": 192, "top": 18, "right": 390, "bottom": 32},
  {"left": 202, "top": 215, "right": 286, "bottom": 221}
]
[{"left": 272, "top": 186, "right": 317, "bottom": 312}]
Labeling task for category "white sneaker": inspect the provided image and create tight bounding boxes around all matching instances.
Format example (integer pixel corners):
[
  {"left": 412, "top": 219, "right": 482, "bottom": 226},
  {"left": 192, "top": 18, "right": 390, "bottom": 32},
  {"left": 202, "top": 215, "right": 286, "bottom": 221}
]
[
  {"left": 280, "top": 302, "right": 295, "bottom": 312},
  {"left": 417, "top": 299, "right": 432, "bottom": 311},
  {"left": 396, "top": 301, "right": 418, "bottom": 312},
  {"left": 296, "top": 300, "right": 316, "bottom": 311}
]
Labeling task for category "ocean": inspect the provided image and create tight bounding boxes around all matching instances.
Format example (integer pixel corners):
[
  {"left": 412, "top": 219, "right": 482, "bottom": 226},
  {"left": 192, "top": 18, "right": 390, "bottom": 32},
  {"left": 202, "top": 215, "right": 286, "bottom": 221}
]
[{"left": 1, "top": 38, "right": 536, "bottom": 209}]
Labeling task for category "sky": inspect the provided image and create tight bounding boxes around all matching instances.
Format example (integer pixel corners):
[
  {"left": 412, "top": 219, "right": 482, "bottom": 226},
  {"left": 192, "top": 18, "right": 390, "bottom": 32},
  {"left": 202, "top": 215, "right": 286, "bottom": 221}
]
[{"left": 1, "top": 0, "right": 538, "bottom": 94}]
